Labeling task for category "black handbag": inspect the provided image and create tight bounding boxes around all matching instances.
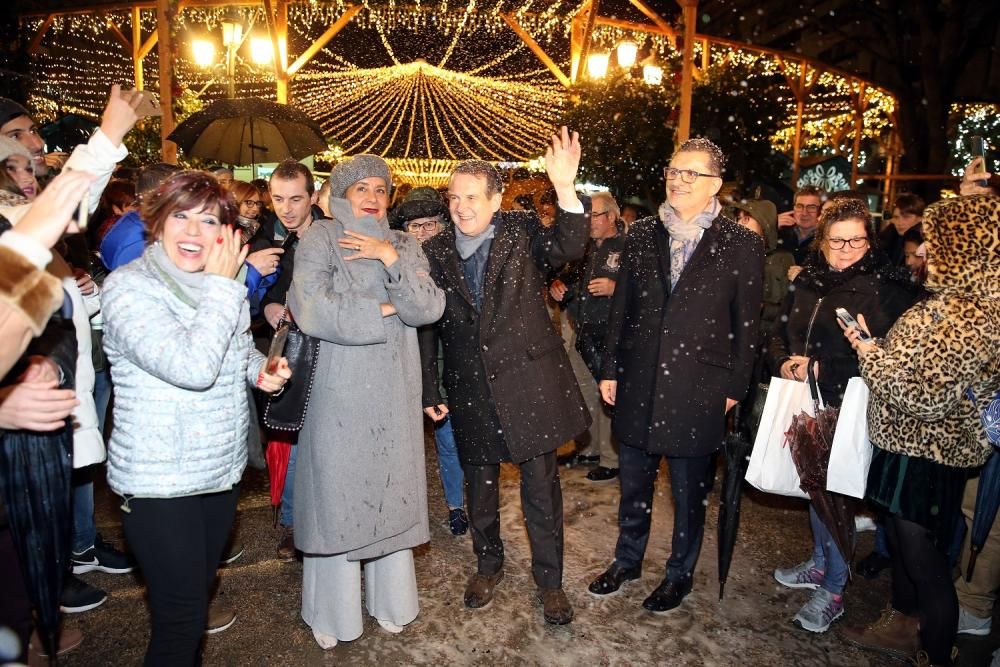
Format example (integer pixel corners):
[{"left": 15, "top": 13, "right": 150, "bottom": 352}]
[{"left": 263, "top": 313, "right": 321, "bottom": 431}]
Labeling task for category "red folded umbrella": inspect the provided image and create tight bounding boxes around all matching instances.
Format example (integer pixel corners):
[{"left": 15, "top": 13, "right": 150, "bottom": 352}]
[{"left": 266, "top": 434, "right": 294, "bottom": 526}]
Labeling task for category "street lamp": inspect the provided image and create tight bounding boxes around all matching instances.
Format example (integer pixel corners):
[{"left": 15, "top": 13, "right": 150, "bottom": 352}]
[
  {"left": 616, "top": 41, "right": 638, "bottom": 69},
  {"left": 250, "top": 37, "right": 273, "bottom": 65},
  {"left": 643, "top": 63, "right": 663, "bottom": 86},
  {"left": 587, "top": 52, "right": 610, "bottom": 79},
  {"left": 220, "top": 19, "right": 243, "bottom": 99},
  {"left": 191, "top": 39, "right": 215, "bottom": 68}
]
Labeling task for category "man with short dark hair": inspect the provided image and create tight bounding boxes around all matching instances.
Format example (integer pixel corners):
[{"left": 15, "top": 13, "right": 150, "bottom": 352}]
[
  {"left": 777, "top": 185, "right": 825, "bottom": 265},
  {"left": 420, "top": 128, "right": 590, "bottom": 625},
  {"left": 589, "top": 137, "right": 763, "bottom": 613},
  {"left": 0, "top": 98, "right": 67, "bottom": 176},
  {"left": 263, "top": 158, "right": 320, "bottom": 561}
]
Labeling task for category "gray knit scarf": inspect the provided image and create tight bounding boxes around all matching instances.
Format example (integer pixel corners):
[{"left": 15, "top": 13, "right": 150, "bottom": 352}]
[
  {"left": 149, "top": 242, "right": 250, "bottom": 332},
  {"left": 454, "top": 222, "right": 496, "bottom": 260},
  {"left": 658, "top": 198, "right": 720, "bottom": 290}
]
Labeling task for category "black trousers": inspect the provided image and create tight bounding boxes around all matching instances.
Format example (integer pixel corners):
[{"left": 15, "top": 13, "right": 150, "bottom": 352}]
[
  {"left": 464, "top": 451, "right": 564, "bottom": 589},
  {"left": 614, "top": 443, "right": 714, "bottom": 584},
  {"left": 0, "top": 525, "right": 31, "bottom": 664},
  {"left": 121, "top": 486, "right": 239, "bottom": 667}
]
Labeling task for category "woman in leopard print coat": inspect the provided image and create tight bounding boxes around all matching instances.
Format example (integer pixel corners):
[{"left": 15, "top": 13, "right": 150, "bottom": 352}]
[{"left": 841, "top": 194, "right": 1000, "bottom": 666}]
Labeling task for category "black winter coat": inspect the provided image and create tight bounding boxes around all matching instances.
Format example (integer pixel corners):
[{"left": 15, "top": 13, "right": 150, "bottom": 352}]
[
  {"left": 420, "top": 207, "right": 592, "bottom": 465},
  {"left": 601, "top": 214, "right": 764, "bottom": 457},
  {"left": 766, "top": 251, "right": 918, "bottom": 407}
]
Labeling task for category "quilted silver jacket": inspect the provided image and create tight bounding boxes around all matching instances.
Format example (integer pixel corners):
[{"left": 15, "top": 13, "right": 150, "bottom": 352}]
[{"left": 102, "top": 246, "right": 264, "bottom": 497}]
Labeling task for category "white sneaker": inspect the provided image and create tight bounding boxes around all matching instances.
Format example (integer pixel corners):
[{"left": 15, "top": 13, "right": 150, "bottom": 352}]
[
  {"left": 793, "top": 588, "right": 844, "bottom": 633},
  {"left": 958, "top": 606, "right": 992, "bottom": 636},
  {"left": 774, "top": 559, "right": 824, "bottom": 590}
]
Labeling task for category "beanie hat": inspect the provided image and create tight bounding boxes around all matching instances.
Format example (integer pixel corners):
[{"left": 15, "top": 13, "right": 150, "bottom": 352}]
[
  {"left": 405, "top": 186, "right": 441, "bottom": 203},
  {"left": 389, "top": 197, "right": 449, "bottom": 230},
  {"left": 328, "top": 154, "right": 392, "bottom": 200},
  {"left": 0, "top": 98, "right": 30, "bottom": 128},
  {"left": 0, "top": 135, "right": 33, "bottom": 166}
]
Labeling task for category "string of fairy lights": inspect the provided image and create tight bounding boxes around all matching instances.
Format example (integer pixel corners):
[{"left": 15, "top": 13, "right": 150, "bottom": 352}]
[{"left": 21, "top": 0, "right": 975, "bottom": 184}]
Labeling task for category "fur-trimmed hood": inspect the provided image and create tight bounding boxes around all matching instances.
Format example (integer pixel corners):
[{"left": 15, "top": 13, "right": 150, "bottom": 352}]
[{"left": 924, "top": 194, "right": 1000, "bottom": 297}]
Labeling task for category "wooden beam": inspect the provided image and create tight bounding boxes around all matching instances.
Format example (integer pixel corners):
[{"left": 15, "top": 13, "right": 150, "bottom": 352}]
[
  {"left": 576, "top": 0, "right": 601, "bottom": 80},
  {"left": 156, "top": 0, "right": 176, "bottom": 163},
  {"left": 27, "top": 14, "right": 55, "bottom": 54},
  {"left": 675, "top": 0, "right": 697, "bottom": 144},
  {"left": 137, "top": 28, "right": 158, "bottom": 60},
  {"left": 501, "top": 14, "right": 571, "bottom": 88},
  {"left": 629, "top": 0, "right": 674, "bottom": 35},
  {"left": 850, "top": 81, "right": 868, "bottom": 186},
  {"left": 570, "top": 11, "right": 586, "bottom": 82},
  {"left": 276, "top": 0, "right": 289, "bottom": 102},
  {"left": 593, "top": 15, "right": 673, "bottom": 37},
  {"left": 287, "top": 4, "right": 361, "bottom": 76},
  {"left": 132, "top": 6, "right": 144, "bottom": 90},
  {"left": 107, "top": 19, "right": 132, "bottom": 52}
]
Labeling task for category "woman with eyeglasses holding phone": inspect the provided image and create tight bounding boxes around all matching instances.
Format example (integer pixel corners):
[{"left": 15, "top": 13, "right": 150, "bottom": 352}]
[{"left": 767, "top": 198, "right": 919, "bottom": 633}]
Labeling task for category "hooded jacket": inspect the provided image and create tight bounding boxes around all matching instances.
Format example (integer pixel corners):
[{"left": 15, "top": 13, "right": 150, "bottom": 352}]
[{"left": 859, "top": 194, "right": 1000, "bottom": 468}]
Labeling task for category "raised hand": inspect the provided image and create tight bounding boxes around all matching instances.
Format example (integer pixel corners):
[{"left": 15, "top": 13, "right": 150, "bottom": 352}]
[
  {"left": 544, "top": 126, "right": 581, "bottom": 192},
  {"left": 13, "top": 169, "right": 96, "bottom": 248},
  {"left": 100, "top": 84, "right": 143, "bottom": 147},
  {"left": 204, "top": 225, "right": 250, "bottom": 279}
]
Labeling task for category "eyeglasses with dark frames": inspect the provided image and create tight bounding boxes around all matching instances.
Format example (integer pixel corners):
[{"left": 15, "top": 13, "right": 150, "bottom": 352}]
[
  {"left": 405, "top": 220, "right": 441, "bottom": 233},
  {"left": 794, "top": 203, "right": 820, "bottom": 213},
  {"left": 827, "top": 236, "right": 869, "bottom": 250},
  {"left": 663, "top": 167, "right": 720, "bottom": 184},
  {"left": 591, "top": 210, "right": 610, "bottom": 219}
]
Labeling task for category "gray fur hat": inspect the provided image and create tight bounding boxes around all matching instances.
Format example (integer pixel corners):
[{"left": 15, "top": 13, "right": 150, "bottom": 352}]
[
  {"left": 328, "top": 154, "right": 392, "bottom": 199},
  {"left": 0, "top": 135, "right": 33, "bottom": 165}
]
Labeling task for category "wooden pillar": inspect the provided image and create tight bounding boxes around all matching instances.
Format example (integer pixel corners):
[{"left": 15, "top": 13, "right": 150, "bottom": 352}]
[
  {"left": 156, "top": 0, "right": 176, "bottom": 163},
  {"left": 132, "top": 7, "right": 144, "bottom": 90},
  {"left": 676, "top": 0, "right": 697, "bottom": 144},
  {"left": 850, "top": 82, "right": 868, "bottom": 187},
  {"left": 791, "top": 64, "right": 808, "bottom": 186},
  {"left": 276, "top": 0, "right": 289, "bottom": 103},
  {"left": 577, "top": 0, "right": 601, "bottom": 80}
]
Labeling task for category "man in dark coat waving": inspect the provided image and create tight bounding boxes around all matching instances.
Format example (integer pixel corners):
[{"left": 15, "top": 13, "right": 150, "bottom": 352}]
[
  {"left": 588, "top": 138, "right": 764, "bottom": 613},
  {"left": 420, "top": 127, "right": 590, "bottom": 625}
]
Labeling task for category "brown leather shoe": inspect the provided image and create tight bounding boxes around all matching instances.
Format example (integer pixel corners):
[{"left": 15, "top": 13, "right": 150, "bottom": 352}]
[
  {"left": 464, "top": 570, "right": 504, "bottom": 609},
  {"left": 840, "top": 606, "right": 919, "bottom": 659},
  {"left": 205, "top": 604, "right": 237, "bottom": 634},
  {"left": 276, "top": 527, "right": 295, "bottom": 562},
  {"left": 538, "top": 587, "right": 574, "bottom": 625}
]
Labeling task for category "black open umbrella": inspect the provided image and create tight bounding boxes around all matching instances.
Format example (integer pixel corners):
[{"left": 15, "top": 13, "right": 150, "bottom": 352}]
[
  {"left": 167, "top": 98, "right": 328, "bottom": 173},
  {"left": 718, "top": 405, "right": 753, "bottom": 600},
  {"left": 0, "top": 425, "right": 73, "bottom": 659}
]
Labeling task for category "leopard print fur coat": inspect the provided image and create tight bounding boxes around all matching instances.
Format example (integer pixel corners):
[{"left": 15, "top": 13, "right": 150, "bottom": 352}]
[{"left": 859, "top": 194, "right": 1000, "bottom": 468}]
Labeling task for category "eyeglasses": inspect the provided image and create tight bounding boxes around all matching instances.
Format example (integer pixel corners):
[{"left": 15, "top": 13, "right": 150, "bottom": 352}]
[
  {"left": 663, "top": 167, "right": 720, "bottom": 183},
  {"left": 405, "top": 220, "right": 440, "bottom": 233},
  {"left": 794, "top": 203, "right": 820, "bottom": 213},
  {"left": 591, "top": 210, "right": 610, "bottom": 219},
  {"left": 827, "top": 236, "right": 869, "bottom": 249},
  {"left": 242, "top": 200, "right": 262, "bottom": 208}
]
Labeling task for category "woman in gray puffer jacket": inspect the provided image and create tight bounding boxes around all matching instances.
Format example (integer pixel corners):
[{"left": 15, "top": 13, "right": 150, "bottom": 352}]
[{"left": 101, "top": 171, "right": 289, "bottom": 666}]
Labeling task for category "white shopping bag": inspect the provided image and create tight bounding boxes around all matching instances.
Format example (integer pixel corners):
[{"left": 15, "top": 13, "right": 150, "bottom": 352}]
[
  {"left": 745, "top": 377, "right": 812, "bottom": 499},
  {"left": 826, "top": 377, "right": 873, "bottom": 498}
]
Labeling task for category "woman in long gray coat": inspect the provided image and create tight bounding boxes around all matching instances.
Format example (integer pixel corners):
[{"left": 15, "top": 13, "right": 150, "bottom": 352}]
[{"left": 288, "top": 155, "right": 445, "bottom": 648}]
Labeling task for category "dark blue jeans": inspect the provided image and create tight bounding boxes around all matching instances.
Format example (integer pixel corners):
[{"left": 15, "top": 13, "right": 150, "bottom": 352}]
[{"left": 614, "top": 443, "right": 714, "bottom": 584}]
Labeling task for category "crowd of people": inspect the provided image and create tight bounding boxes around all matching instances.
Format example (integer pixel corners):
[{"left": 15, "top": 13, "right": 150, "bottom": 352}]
[{"left": 0, "top": 83, "right": 999, "bottom": 667}]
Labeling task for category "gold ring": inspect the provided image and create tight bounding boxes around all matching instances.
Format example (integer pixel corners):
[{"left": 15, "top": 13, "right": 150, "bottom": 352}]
[{"left": 356, "top": 244, "right": 361, "bottom": 251}]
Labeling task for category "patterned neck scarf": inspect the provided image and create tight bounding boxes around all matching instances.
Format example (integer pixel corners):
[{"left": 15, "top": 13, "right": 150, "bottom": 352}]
[{"left": 658, "top": 198, "right": 720, "bottom": 291}]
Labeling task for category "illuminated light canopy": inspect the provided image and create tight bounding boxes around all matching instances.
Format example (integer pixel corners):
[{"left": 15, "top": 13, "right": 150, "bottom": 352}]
[
  {"left": 296, "top": 60, "right": 565, "bottom": 161},
  {"left": 191, "top": 39, "right": 216, "bottom": 67},
  {"left": 616, "top": 40, "right": 638, "bottom": 69},
  {"left": 587, "top": 52, "right": 609, "bottom": 79}
]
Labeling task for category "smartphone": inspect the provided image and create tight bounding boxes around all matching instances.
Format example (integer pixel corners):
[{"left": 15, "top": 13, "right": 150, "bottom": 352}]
[
  {"left": 971, "top": 136, "right": 989, "bottom": 187},
  {"left": 266, "top": 323, "right": 290, "bottom": 373},
  {"left": 72, "top": 190, "right": 90, "bottom": 231},
  {"left": 835, "top": 307, "right": 872, "bottom": 342},
  {"left": 279, "top": 233, "right": 296, "bottom": 251}
]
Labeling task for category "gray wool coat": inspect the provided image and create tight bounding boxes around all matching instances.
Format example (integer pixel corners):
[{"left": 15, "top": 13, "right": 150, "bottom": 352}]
[{"left": 288, "top": 198, "right": 445, "bottom": 560}]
